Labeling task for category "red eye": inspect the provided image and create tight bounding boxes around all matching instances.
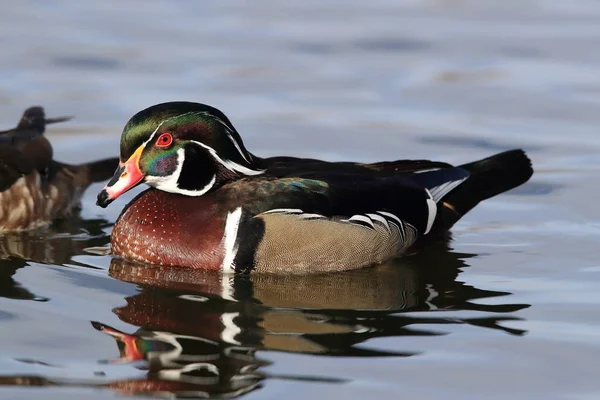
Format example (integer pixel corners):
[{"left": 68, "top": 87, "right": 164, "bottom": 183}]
[{"left": 156, "top": 132, "right": 173, "bottom": 148}]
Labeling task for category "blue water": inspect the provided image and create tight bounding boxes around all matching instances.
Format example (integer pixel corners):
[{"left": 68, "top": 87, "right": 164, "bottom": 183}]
[{"left": 1, "top": 1, "right": 600, "bottom": 399}]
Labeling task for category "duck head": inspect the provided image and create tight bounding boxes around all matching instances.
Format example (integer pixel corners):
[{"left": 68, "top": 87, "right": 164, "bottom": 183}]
[
  {"left": 0, "top": 106, "right": 72, "bottom": 173},
  {"left": 97, "top": 102, "right": 263, "bottom": 208}
]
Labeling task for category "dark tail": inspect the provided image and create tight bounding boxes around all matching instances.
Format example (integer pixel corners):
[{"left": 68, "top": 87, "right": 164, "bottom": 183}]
[{"left": 434, "top": 149, "right": 533, "bottom": 232}]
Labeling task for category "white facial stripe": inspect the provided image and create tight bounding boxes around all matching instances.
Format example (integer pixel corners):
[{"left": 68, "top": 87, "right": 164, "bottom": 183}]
[
  {"left": 144, "top": 120, "right": 166, "bottom": 148},
  {"left": 221, "top": 207, "right": 243, "bottom": 274},
  {"left": 142, "top": 111, "right": 252, "bottom": 167},
  {"left": 138, "top": 112, "right": 261, "bottom": 196},
  {"left": 227, "top": 132, "right": 251, "bottom": 164},
  {"left": 143, "top": 111, "right": 199, "bottom": 148},
  {"left": 145, "top": 148, "right": 216, "bottom": 196},
  {"left": 147, "top": 173, "right": 216, "bottom": 196},
  {"left": 190, "top": 140, "right": 264, "bottom": 176},
  {"left": 197, "top": 111, "right": 253, "bottom": 165},
  {"left": 143, "top": 148, "right": 184, "bottom": 192}
]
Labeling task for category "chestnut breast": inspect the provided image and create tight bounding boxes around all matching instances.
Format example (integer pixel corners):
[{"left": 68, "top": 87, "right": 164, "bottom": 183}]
[{"left": 111, "top": 189, "right": 227, "bottom": 270}]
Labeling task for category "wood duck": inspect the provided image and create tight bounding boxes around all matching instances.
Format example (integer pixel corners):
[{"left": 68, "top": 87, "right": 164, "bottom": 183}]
[
  {"left": 97, "top": 101, "right": 533, "bottom": 274},
  {"left": 0, "top": 106, "right": 119, "bottom": 231}
]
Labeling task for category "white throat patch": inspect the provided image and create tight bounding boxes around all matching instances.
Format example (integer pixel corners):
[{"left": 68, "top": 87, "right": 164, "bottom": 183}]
[{"left": 145, "top": 148, "right": 216, "bottom": 196}]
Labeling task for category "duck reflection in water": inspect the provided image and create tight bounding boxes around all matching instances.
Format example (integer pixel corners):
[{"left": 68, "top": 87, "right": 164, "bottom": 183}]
[
  {"left": 0, "top": 230, "right": 530, "bottom": 398},
  {"left": 88, "top": 239, "right": 529, "bottom": 398}
]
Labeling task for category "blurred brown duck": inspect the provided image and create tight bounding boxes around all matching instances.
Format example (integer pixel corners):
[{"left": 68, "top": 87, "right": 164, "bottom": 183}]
[{"left": 0, "top": 106, "right": 118, "bottom": 231}]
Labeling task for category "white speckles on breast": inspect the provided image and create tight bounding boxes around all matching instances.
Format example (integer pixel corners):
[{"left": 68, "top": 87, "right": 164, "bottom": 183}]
[{"left": 110, "top": 190, "right": 223, "bottom": 269}]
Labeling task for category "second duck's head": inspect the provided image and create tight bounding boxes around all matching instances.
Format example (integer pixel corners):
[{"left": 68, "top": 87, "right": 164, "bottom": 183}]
[{"left": 97, "top": 102, "right": 263, "bottom": 208}]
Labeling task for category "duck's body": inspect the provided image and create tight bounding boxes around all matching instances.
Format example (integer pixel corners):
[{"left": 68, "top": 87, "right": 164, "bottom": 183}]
[
  {"left": 0, "top": 107, "right": 118, "bottom": 231},
  {"left": 99, "top": 102, "right": 533, "bottom": 274}
]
